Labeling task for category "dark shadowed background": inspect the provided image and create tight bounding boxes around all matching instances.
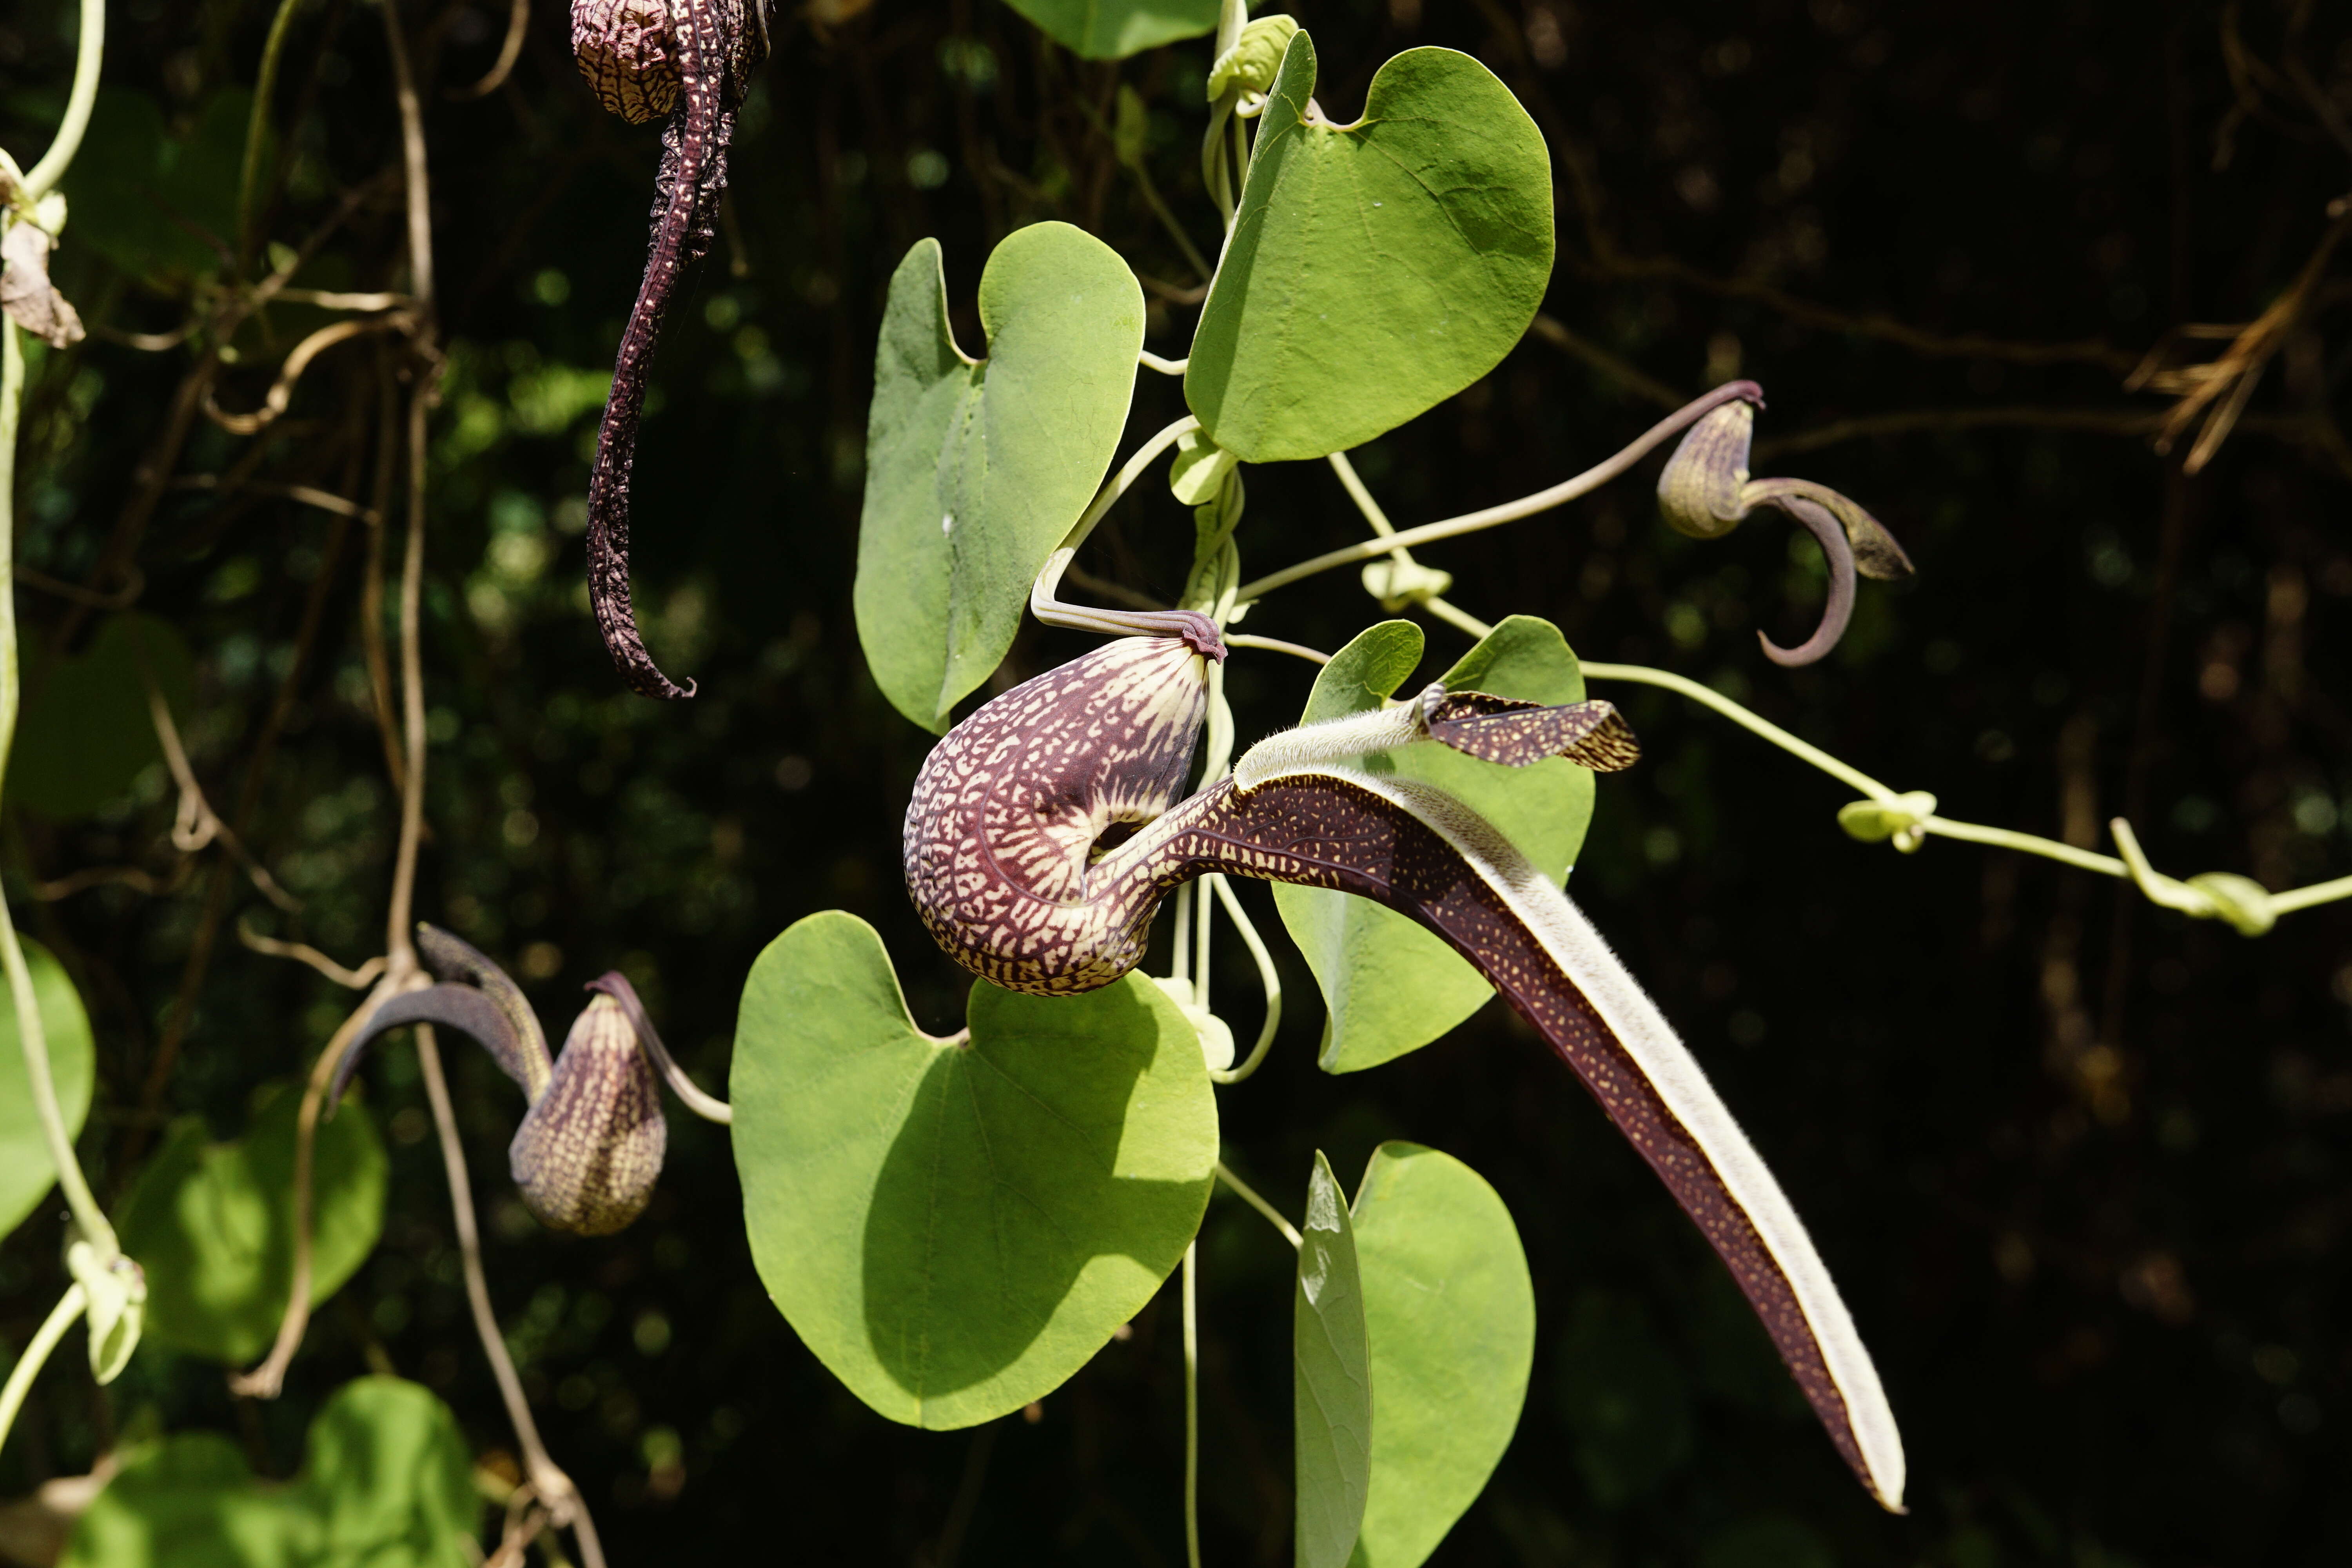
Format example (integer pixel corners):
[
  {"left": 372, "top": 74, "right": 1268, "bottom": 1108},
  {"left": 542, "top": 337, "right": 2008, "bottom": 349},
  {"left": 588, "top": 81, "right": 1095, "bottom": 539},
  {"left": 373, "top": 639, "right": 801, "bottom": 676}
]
[{"left": 2, "top": 0, "right": 2349, "bottom": 1562}]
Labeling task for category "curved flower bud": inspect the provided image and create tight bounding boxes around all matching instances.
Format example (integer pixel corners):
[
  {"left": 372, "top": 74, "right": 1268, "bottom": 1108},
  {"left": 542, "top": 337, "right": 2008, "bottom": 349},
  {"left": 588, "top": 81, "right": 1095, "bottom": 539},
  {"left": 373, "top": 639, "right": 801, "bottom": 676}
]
[
  {"left": 511, "top": 996, "right": 667, "bottom": 1235},
  {"left": 331, "top": 926, "right": 708, "bottom": 1234},
  {"left": 1657, "top": 390, "right": 1915, "bottom": 666}
]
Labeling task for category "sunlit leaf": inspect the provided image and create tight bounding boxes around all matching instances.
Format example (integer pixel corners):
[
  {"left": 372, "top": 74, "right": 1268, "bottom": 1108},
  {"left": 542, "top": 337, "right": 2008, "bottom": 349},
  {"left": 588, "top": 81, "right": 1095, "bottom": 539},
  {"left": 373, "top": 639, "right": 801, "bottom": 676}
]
[
  {"left": 0, "top": 940, "right": 95, "bottom": 1238},
  {"left": 61, "top": 1376, "right": 477, "bottom": 1568},
  {"left": 855, "top": 224, "right": 1145, "bottom": 731},
  {"left": 115, "top": 1082, "right": 388, "bottom": 1364},
  {"left": 1295, "top": 1151, "right": 1372, "bottom": 1568},
  {"left": 13, "top": 613, "right": 196, "bottom": 820},
  {"left": 999, "top": 0, "right": 1220, "bottom": 58},
  {"left": 1347, "top": 1143, "right": 1534, "bottom": 1568},
  {"left": 1186, "top": 34, "right": 1553, "bottom": 461},
  {"left": 1271, "top": 616, "right": 1596, "bottom": 1073},
  {"left": 732, "top": 911, "right": 1216, "bottom": 1428}
]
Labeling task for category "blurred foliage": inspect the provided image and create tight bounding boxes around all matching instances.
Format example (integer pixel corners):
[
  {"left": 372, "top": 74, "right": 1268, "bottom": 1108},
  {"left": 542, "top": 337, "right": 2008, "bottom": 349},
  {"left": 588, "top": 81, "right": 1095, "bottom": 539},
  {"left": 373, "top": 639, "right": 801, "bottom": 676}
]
[{"left": 1, "top": 0, "right": 2348, "bottom": 1563}]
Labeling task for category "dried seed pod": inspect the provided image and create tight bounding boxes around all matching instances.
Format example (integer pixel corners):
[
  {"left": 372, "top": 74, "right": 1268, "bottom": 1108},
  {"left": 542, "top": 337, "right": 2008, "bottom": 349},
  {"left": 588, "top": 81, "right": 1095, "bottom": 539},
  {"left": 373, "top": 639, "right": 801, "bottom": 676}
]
[{"left": 510, "top": 995, "right": 667, "bottom": 1235}]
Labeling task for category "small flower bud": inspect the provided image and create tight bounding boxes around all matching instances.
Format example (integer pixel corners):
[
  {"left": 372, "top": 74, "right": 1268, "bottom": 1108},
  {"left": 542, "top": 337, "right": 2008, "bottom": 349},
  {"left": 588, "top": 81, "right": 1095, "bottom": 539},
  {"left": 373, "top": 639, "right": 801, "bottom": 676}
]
[
  {"left": 1657, "top": 398, "right": 1753, "bottom": 541},
  {"left": 1207, "top": 15, "right": 1301, "bottom": 101},
  {"left": 510, "top": 996, "right": 668, "bottom": 1236}
]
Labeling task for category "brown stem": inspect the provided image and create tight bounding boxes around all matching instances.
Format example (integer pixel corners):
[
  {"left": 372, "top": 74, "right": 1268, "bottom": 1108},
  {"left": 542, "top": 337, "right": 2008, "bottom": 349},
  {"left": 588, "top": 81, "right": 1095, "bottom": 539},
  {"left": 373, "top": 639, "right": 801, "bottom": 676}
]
[
  {"left": 415, "top": 1023, "right": 605, "bottom": 1567},
  {"left": 229, "top": 978, "right": 399, "bottom": 1399}
]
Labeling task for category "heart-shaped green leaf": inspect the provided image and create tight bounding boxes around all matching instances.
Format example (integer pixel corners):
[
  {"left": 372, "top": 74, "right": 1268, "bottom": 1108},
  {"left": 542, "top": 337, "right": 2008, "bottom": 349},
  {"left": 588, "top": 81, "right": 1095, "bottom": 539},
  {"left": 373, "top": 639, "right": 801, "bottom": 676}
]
[
  {"left": 12, "top": 612, "right": 196, "bottom": 820},
  {"left": 998, "top": 0, "right": 1220, "bottom": 58},
  {"left": 1296, "top": 1149, "right": 1372, "bottom": 1568},
  {"left": 1185, "top": 34, "right": 1553, "bottom": 461},
  {"left": 855, "top": 224, "right": 1145, "bottom": 731},
  {"left": 114, "top": 1082, "right": 388, "bottom": 1364},
  {"left": 732, "top": 911, "right": 1216, "bottom": 1428},
  {"left": 61, "top": 1376, "right": 476, "bottom": 1568},
  {"left": 1347, "top": 1142, "right": 1534, "bottom": 1568},
  {"left": 1272, "top": 616, "right": 1596, "bottom": 1073},
  {"left": 0, "top": 940, "right": 95, "bottom": 1238}
]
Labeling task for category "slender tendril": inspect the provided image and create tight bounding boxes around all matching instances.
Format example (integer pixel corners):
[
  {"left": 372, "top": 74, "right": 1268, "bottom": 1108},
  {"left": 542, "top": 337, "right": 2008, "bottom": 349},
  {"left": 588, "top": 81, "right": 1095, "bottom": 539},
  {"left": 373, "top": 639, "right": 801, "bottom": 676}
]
[
  {"left": 0, "top": 1283, "right": 88, "bottom": 1456},
  {"left": 1234, "top": 383, "right": 1756, "bottom": 602},
  {"left": 1212, "top": 1160, "right": 1301, "bottom": 1249},
  {"left": 236, "top": 0, "right": 311, "bottom": 262},
  {"left": 18, "top": 0, "right": 105, "bottom": 200},
  {"left": 1181, "top": 1242, "right": 1201, "bottom": 1568},
  {"left": 0, "top": 0, "right": 122, "bottom": 1285},
  {"left": 1205, "top": 876, "right": 1281, "bottom": 1085}
]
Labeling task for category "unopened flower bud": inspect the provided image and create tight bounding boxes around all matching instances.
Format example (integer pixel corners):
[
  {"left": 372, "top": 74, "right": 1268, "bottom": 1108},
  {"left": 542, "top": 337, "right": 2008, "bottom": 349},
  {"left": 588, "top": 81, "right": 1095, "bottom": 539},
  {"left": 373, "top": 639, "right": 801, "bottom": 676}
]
[
  {"left": 1657, "top": 397, "right": 1753, "bottom": 541},
  {"left": 1207, "top": 15, "right": 1301, "bottom": 101},
  {"left": 510, "top": 995, "right": 668, "bottom": 1235}
]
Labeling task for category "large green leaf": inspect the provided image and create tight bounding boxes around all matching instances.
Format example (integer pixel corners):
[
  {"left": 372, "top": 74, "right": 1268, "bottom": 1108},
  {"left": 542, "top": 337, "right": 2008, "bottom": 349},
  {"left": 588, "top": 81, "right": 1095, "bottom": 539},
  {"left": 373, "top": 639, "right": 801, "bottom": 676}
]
[
  {"left": 12, "top": 612, "right": 197, "bottom": 820},
  {"left": 0, "top": 940, "right": 95, "bottom": 1238},
  {"left": 115, "top": 1082, "right": 388, "bottom": 1364},
  {"left": 732, "top": 911, "right": 1216, "bottom": 1428},
  {"left": 998, "top": 0, "right": 1220, "bottom": 58},
  {"left": 1347, "top": 1143, "right": 1534, "bottom": 1568},
  {"left": 1185, "top": 34, "right": 1553, "bottom": 461},
  {"left": 855, "top": 224, "right": 1145, "bottom": 731},
  {"left": 1272, "top": 616, "right": 1596, "bottom": 1073},
  {"left": 1295, "top": 1151, "right": 1372, "bottom": 1568},
  {"left": 61, "top": 1376, "right": 477, "bottom": 1568}
]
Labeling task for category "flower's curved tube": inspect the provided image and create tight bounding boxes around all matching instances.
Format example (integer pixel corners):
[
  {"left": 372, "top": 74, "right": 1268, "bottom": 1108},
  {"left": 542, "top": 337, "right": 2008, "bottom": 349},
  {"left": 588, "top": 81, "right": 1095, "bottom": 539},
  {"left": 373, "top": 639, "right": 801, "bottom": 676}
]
[
  {"left": 903, "top": 636, "right": 1906, "bottom": 1511},
  {"left": 570, "top": 0, "right": 774, "bottom": 698}
]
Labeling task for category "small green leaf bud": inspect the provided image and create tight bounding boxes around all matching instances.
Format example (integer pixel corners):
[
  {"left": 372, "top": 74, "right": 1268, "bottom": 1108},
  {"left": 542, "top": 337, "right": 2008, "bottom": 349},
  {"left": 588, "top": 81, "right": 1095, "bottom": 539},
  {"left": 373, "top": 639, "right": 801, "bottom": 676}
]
[
  {"left": 67, "top": 1240, "right": 146, "bottom": 1385},
  {"left": 1837, "top": 792, "right": 1938, "bottom": 853},
  {"left": 1207, "top": 15, "right": 1301, "bottom": 102},
  {"left": 1169, "top": 428, "right": 1239, "bottom": 506},
  {"left": 1359, "top": 558, "right": 1454, "bottom": 610}
]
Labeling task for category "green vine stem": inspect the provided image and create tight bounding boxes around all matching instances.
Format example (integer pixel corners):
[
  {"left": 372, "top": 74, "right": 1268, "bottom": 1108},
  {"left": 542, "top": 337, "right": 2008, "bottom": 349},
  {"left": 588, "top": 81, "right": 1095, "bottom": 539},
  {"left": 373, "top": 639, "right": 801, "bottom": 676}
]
[
  {"left": 1212, "top": 1160, "right": 1301, "bottom": 1249},
  {"left": 1, "top": 0, "right": 123, "bottom": 1274},
  {"left": 1204, "top": 875, "right": 1281, "bottom": 1085},
  {"left": 0, "top": 1283, "right": 89, "bottom": 1454},
  {"left": 1180, "top": 1242, "right": 1201, "bottom": 1568},
  {"left": 1300, "top": 438, "right": 2349, "bottom": 935},
  {"left": 16, "top": 0, "right": 105, "bottom": 201},
  {"left": 236, "top": 0, "right": 312, "bottom": 264}
]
